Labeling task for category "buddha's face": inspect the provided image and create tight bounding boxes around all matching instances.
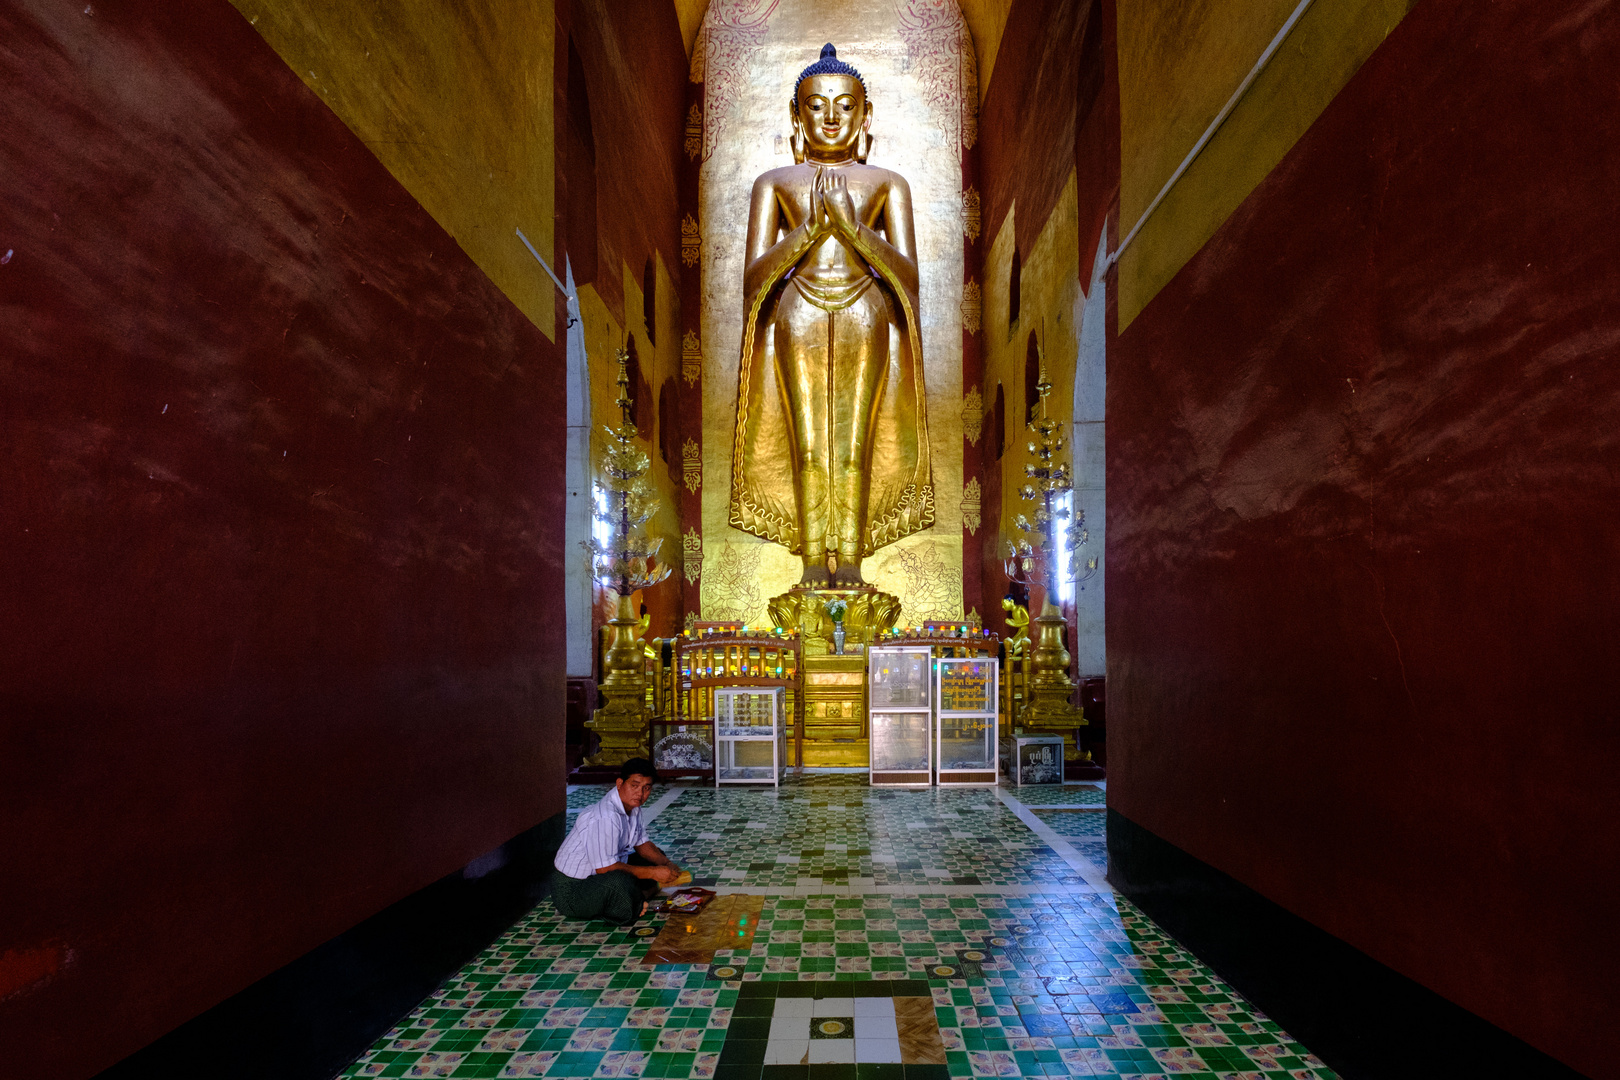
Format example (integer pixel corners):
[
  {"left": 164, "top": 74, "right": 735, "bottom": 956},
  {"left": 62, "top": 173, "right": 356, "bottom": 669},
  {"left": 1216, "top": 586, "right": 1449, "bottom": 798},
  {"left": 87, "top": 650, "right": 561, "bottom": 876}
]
[{"left": 794, "top": 73, "right": 869, "bottom": 160}]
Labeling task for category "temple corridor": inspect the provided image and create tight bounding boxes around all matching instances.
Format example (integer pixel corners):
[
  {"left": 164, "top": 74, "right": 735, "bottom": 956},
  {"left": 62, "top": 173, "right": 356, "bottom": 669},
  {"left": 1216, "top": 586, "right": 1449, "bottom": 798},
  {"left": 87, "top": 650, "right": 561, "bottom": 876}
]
[{"left": 340, "top": 775, "right": 1332, "bottom": 1080}]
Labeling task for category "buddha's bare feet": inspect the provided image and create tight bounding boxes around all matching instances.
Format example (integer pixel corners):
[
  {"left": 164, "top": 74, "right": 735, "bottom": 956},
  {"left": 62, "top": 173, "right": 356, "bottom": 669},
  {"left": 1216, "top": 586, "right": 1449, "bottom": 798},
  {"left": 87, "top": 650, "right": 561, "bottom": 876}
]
[
  {"left": 799, "top": 564, "right": 831, "bottom": 588},
  {"left": 832, "top": 564, "right": 866, "bottom": 587}
]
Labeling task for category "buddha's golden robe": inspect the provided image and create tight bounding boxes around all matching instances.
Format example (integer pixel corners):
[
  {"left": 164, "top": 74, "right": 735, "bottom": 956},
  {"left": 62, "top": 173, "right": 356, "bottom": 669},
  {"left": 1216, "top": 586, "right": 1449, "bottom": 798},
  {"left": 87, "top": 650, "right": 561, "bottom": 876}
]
[{"left": 728, "top": 175, "right": 934, "bottom": 559}]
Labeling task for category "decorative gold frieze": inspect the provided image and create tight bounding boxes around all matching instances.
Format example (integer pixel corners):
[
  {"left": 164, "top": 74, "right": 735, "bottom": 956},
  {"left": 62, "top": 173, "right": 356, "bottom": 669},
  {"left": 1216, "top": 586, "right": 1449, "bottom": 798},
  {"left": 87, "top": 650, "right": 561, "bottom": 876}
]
[
  {"left": 680, "top": 214, "right": 701, "bottom": 268},
  {"left": 682, "top": 329, "right": 702, "bottom": 388},
  {"left": 961, "top": 477, "right": 982, "bottom": 536},
  {"left": 682, "top": 438, "right": 702, "bottom": 494},
  {"left": 683, "top": 527, "right": 703, "bottom": 585},
  {"left": 961, "top": 279, "right": 982, "bottom": 335},
  {"left": 684, "top": 103, "right": 704, "bottom": 160},
  {"left": 961, "top": 187, "right": 981, "bottom": 242},
  {"left": 962, "top": 386, "right": 983, "bottom": 445}
]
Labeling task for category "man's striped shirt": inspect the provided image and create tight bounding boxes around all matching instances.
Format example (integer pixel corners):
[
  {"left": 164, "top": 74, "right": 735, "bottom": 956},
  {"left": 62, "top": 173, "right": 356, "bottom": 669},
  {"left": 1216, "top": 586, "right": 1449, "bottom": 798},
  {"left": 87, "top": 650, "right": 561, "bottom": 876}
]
[{"left": 554, "top": 786, "right": 649, "bottom": 879}]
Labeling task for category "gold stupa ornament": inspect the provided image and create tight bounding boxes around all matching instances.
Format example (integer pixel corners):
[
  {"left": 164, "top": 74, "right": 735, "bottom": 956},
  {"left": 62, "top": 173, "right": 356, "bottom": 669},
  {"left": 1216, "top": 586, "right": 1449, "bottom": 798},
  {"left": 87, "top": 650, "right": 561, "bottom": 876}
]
[{"left": 585, "top": 350, "right": 672, "bottom": 768}]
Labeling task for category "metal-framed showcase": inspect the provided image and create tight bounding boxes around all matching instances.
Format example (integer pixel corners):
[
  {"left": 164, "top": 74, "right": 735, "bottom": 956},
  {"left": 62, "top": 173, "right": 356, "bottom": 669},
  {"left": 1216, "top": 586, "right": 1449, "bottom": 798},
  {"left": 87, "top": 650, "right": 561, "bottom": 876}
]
[
  {"left": 935, "top": 656, "right": 998, "bottom": 785},
  {"left": 714, "top": 686, "right": 786, "bottom": 786},
  {"left": 867, "top": 646, "right": 933, "bottom": 786}
]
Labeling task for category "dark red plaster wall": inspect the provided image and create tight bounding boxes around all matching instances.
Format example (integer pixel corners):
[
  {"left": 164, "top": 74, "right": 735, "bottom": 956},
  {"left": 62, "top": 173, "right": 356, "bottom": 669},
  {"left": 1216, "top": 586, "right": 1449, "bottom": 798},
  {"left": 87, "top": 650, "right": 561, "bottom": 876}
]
[
  {"left": 1108, "top": 1, "right": 1620, "bottom": 1074},
  {"left": 979, "top": 0, "right": 1090, "bottom": 263},
  {"left": 0, "top": 2, "right": 566, "bottom": 1076},
  {"left": 558, "top": 0, "right": 687, "bottom": 325}
]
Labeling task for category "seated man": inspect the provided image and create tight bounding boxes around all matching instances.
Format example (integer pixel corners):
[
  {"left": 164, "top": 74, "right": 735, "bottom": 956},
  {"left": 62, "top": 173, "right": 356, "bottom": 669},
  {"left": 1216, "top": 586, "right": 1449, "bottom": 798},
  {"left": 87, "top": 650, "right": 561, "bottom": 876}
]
[{"left": 550, "top": 758, "right": 684, "bottom": 925}]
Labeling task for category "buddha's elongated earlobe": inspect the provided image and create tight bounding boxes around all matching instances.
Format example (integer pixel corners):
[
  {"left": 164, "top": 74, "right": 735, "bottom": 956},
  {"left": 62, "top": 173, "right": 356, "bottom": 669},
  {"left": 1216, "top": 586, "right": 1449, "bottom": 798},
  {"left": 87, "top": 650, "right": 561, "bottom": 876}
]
[
  {"left": 856, "top": 109, "right": 873, "bottom": 163},
  {"left": 789, "top": 99, "right": 806, "bottom": 163}
]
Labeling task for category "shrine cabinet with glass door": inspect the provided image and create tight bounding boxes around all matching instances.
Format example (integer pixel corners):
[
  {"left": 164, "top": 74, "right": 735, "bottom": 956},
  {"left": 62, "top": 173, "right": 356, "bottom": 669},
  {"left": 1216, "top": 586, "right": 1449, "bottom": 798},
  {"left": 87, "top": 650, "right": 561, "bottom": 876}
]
[
  {"left": 936, "top": 657, "right": 998, "bottom": 785},
  {"left": 868, "top": 646, "right": 932, "bottom": 786},
  {"left": 714, "top": 686, "right": 786, "bottom": 786}
]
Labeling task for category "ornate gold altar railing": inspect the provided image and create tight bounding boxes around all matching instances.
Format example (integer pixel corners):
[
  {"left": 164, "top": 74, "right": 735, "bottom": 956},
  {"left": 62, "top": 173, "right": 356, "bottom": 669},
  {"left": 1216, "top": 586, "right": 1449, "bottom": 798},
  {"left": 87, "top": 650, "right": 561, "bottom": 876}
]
[{"left": 645, "top": 629, "right": 804, "bottom": 778}]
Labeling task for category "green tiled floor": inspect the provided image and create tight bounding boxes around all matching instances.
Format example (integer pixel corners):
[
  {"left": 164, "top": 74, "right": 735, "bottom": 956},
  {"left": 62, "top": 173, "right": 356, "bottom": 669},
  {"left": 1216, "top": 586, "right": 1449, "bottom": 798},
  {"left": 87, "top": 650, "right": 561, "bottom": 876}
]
[{"left": 338, "top": 775, "right": 1334, "bottom": 1079}]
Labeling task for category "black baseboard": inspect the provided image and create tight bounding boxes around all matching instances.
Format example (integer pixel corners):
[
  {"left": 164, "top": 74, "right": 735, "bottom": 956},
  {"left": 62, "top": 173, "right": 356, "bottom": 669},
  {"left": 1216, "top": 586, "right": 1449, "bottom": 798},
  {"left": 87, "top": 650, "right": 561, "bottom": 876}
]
[
  {"left": 1105, "top": 809, "right": 1587, "bottom": 1080},
  {"left": 98, "top": 812, "right": 567, "bottom": 1080}
]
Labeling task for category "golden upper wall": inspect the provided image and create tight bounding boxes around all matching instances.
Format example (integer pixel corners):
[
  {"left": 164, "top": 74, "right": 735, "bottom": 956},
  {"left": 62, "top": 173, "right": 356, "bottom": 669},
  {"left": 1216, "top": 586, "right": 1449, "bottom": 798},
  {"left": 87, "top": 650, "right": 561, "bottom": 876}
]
[
  {"left": 232, "top": 0, "right": 557, "bottom": 340},
  {"left": 1116, "top": 0, "right": 1416, "bottom": 329}
]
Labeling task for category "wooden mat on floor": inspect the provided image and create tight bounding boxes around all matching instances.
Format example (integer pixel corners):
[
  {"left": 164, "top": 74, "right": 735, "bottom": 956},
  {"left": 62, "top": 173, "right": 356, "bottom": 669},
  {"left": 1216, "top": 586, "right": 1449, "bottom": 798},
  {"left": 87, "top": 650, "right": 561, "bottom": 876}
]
[{"left": 641, "top": 894, "right": 764, "bottom": 965}]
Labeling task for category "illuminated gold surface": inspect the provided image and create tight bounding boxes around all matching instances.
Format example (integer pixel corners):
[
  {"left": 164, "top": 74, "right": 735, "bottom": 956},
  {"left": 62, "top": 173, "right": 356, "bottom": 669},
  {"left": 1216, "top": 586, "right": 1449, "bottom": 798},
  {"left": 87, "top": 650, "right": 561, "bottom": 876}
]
[
  {"left": 801, "top": 653, "right": 870, "bottom": 765},
  {"left": 232, "top": 0, "right": 556, "bottom": 339},
  {"left": 1117, "top": 0, "right": 1415, "bottom": 328},
  {"left": 699, "top": 1, "right": 970, "bottom": 624},
  {"left": 731, "top": 67, "right": 932, "bottom": 587}
]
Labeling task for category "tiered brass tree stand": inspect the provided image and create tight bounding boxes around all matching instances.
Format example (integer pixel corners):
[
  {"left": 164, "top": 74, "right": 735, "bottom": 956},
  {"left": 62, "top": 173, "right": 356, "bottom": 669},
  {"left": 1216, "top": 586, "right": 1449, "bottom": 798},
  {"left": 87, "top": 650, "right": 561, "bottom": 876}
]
[
  {"left": 585, "top": 592, "right": 652, "bottom": 767},
  {"left": 768, "top": 586, "right": 900, "bottom": 766}
]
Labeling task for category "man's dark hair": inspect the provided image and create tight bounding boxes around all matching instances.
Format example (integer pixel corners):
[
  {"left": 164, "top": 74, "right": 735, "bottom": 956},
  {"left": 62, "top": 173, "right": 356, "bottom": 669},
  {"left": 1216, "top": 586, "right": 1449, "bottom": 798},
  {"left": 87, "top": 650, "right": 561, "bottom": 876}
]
[{"left": 619, "top": 757, "right": 659, "bottom": 782}]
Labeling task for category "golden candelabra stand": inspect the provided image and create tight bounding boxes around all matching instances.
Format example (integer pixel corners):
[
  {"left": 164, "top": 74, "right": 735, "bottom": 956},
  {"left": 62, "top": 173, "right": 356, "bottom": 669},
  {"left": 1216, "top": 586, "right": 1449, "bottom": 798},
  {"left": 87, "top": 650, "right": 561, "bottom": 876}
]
[
  {"left": 585, "top": 350, "right": 671, "bottom": 767},
  {"left": 1003, "top": 367, "right": 1098, "bottom": 765}
]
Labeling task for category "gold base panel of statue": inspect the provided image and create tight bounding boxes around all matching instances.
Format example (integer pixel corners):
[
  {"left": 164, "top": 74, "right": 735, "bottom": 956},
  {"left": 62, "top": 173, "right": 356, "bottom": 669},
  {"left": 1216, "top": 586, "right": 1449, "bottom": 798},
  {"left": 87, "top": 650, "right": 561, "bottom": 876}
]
[
  {"left": 585, "top": 592, "right": 650, "bottom": 767},
  {"left": 1019, "top": 598, "right": 1090, "bottom": 764},
  {"left": 768, "top": 585, "right": 901, "bottom": 767}
]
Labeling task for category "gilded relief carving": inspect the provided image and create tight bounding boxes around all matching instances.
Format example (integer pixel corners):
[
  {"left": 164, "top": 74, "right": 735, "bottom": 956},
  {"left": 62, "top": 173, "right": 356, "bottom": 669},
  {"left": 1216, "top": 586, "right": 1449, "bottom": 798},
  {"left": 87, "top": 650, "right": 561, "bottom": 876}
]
[
  {"left": 684, "top": 103, "right": 704, "bottom": 160},
  {"left": 682, "top": 438, "right": 702, "bottom": 494},
  {"left": 683, "top": 527, "right": 703, "bottom": 584},
  {"left": 961, "top": 279, "right": 982, "bottom": 334},
  {"left": 961, "top": 477, "right": 981, "bottom": 535},
  {"left": 682, "top": 329, "right": 703, "bottom": 387},
  {"left": 962, "top": 385, "right": 983, "bottom": 445},
  {"left": 962, "top": 186, "right": 981, "bottom": 242},
  {"left": 681, "top": 214, "right": 702, "bottom": 268}
]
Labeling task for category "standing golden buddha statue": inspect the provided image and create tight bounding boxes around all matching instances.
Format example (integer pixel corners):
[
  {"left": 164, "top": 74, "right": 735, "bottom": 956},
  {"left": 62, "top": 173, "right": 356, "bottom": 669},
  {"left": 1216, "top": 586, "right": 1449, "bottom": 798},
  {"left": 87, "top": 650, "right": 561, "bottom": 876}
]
[{"left": 729, "top": 44, "right": 933, "bottom": 593}]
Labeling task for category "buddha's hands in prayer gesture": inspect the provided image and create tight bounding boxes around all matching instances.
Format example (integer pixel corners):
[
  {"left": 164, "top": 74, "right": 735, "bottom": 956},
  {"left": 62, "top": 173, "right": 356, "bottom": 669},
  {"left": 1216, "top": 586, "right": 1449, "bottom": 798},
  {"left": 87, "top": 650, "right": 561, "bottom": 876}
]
[{"left": 813, "top": 167, "right": 859, "bottom": 241}]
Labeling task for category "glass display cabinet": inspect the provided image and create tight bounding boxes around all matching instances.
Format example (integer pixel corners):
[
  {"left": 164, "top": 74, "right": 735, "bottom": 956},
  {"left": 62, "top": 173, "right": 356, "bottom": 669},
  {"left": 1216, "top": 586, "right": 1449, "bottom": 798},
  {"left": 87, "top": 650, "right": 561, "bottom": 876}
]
[
  {"left": 868, "top": 646, "right": 933, "bottom": 786},
  {"left": 714, "top": 686, "right": 786, "bottom": 786},
  {"left": 1001, "top": 734, "right": 1066, "bottom": 785},
  {"left": 936, "top": 657, "right": 998, "bottom": 785}
]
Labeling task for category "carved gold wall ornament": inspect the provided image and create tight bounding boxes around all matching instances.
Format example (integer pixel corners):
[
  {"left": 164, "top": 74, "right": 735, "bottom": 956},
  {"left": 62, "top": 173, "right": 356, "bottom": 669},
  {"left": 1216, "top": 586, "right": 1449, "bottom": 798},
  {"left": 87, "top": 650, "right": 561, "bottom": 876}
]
[
  {"left": 961, "top": 279, "right": 982, "bottom": 335},
  {"left": 961, "top": 477, "right": 982, "bottom": 536},
  {"left": 683, "top": 527, "right": 703, "bottom": 584},
  {"left": 961, "top": 187, "right": 981, "bottom": 242},
  {"left": 680, "top": 214, "right": 702, "bottom": 268},
  {"left": 962, "top": 386, "right": 983, "bottom": 445},
  {"left": 682, "top": 438, "right": 702, "bottom": 494},
  {"left": 684, "top": 103, "right": 704, "bottom": 160},
  {"left": 681, "top": 329, "right": 702, "bottom": 388}
]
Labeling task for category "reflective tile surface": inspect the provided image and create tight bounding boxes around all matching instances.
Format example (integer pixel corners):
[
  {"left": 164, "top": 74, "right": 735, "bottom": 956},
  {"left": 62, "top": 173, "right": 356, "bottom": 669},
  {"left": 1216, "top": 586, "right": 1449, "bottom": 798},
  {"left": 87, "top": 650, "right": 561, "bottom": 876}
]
[{"left": 339, "top": 774, "right": 1335, "bottom": 1079}]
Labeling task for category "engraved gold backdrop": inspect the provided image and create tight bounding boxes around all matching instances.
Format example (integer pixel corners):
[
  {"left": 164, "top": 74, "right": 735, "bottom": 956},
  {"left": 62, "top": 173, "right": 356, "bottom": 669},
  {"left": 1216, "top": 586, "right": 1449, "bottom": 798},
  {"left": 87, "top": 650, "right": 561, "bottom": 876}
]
[{"left": 696, "top": 0, "right": 973, "bottom": 625}]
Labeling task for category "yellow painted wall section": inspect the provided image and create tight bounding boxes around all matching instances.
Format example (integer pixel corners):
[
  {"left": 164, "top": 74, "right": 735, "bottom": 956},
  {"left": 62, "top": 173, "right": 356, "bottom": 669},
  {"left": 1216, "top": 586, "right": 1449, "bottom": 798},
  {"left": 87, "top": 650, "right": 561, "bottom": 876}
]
[
  {"left": 958, "top": 0, "right": 1013, "bottom": 104},
  {"left": 1116, "top": 0, "right": 1414, "bottom": 330},
  {"left": 981, "top": 175, "right": 1082, "bottom": 553},
  {"left": 231, "top": 0, "right": 557, "bottom": 340}
]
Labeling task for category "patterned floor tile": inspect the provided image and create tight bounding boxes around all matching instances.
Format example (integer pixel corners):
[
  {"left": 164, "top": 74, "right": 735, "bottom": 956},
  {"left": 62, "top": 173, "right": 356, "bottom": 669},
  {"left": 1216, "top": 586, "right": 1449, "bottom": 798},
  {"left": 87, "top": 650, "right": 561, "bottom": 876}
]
[{"left": 338, "top": 773, "right": 1334, "bottom": 1080}]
